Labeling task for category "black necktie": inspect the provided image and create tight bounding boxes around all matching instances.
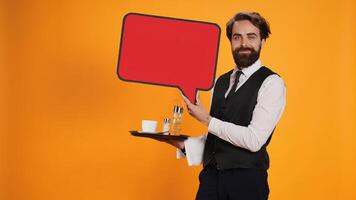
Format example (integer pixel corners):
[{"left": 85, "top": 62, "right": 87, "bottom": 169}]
[{"left": 227, "top": 70, "right": 243, "bottom": 99}]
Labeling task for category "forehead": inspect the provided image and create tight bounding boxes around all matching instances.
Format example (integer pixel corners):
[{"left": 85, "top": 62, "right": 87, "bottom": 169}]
[{"left": 232, "top": 20, "right": 260, "bottom": 35}]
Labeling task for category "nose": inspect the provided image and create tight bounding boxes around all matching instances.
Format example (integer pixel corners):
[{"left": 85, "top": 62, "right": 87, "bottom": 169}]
[{"left": 240, "top": 37, "right": 247, "bottom": 48}]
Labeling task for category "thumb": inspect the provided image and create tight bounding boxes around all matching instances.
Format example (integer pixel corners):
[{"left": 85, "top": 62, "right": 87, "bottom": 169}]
[{"left": 195, "top": 92, "right": 201, "bottom": 105}]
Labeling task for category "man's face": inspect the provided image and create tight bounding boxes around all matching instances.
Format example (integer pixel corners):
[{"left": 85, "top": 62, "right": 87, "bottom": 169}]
[{"left": 230, "top": 20, "right": 265, "bottom": 69}]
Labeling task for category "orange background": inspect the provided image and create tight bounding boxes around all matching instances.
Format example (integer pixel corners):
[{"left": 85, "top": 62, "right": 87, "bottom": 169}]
[{"left": 1, "top": 0, "right": 356, "bottom": 199}]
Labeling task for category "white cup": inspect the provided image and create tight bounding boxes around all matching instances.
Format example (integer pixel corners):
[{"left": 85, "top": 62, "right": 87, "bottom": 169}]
[{"left": 141, "top": 120, "right": 158, "bottom": 133}]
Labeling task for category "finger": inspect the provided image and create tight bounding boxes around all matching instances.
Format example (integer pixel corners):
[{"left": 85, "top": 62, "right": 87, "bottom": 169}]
[
  {"left": 181, "top": 93, "right": 192, "bottom": 106},
  {"left": 186, "top": 105, "right": 193, "bottom": 113}
]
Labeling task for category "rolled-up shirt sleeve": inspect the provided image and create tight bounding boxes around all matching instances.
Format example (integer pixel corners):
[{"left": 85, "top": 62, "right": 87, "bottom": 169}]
[{"left": 208, "top": 75, "right": 286, "bottom": 152}]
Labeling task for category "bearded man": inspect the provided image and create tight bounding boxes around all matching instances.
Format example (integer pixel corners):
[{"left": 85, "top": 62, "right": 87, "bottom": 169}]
[{"left": 167, "top": 11, "right": 286, "bottom": 200}]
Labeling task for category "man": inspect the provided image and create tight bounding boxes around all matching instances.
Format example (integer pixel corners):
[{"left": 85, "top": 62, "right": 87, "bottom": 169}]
[{"left": 166, "top": 11, "right": 286, "bottom": 200}]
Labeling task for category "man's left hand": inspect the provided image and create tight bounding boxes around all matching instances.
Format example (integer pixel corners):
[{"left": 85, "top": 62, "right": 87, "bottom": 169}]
[{"left": 182, "top": 93, "right": 212, "bottom": 127}]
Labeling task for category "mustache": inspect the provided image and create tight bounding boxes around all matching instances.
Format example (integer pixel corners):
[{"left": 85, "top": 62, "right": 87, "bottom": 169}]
[{"left": 234, "top": 47, "right": 255, "bottom": 53}]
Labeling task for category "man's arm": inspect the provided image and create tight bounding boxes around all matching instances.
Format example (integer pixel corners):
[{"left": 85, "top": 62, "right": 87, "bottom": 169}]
[{"left": 183, "top": 75, "right": 286, "bottom": 152}]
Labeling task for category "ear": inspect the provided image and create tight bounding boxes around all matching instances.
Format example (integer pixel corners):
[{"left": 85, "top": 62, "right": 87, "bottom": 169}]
[{"left": 261, "top": 39, "right": 266, "bottom": 48}]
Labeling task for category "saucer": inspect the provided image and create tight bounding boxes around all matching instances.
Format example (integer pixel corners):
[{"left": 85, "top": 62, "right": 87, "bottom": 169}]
[{"left": 138, "top": 130, "right": 157, "bottom": 134}]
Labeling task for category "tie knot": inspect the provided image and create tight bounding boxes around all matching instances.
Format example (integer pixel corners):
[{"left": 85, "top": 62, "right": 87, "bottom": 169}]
[
  {"left": 236, "top": 70, "right": 243, "bottom": 75},
  {"left": 234, "top": 70, "right": 243, "bottom": 82}
]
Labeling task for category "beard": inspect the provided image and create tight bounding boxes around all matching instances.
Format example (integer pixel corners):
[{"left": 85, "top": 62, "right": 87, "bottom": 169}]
[{"left": 232, "top": 45, "right": 261, "bottom": 69}]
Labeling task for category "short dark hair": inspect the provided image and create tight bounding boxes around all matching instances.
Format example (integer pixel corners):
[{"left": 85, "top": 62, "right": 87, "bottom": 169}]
[{"left": 226, "top": 12, "right": 271, "bottom": 41}]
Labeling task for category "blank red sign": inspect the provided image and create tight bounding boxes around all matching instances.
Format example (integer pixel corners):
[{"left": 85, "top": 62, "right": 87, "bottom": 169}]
[{"left": 117, "top": 13, "right": 220, "bottom": 103}]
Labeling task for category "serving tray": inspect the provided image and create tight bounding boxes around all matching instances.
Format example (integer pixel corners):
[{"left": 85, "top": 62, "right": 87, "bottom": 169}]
[{"left": 130, "top": 130, "right": 188, "bottom": 141}]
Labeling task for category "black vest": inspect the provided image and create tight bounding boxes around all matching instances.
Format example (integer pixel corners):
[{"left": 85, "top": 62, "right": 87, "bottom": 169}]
[{"left": 203, "top": 66, "right": 277, "bottom": 170}]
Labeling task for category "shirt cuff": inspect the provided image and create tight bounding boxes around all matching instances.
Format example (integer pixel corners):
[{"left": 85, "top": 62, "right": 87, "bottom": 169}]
[{"left": 176, "top": 136, "right": 206, "bottom": 166}]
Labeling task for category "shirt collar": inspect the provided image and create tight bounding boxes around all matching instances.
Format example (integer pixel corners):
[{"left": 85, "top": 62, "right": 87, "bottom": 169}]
[{"left": 232, "top": 59, "right": 263, "bottom": 78}]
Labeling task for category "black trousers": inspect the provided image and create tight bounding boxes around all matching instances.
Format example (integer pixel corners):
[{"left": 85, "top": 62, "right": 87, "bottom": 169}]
[{"left": 195, "top": 166, "right": 269, "bottom": 200}]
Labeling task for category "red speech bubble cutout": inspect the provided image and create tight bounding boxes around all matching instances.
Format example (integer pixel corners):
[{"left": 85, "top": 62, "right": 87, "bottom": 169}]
[{"left": 117, "top": 13, "right": 220, "bottom": 103}]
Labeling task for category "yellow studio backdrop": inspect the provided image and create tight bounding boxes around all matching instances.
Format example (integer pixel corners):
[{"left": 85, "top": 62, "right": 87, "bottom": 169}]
[{"left": 1, "top": 0, "right": 356, "bottom": 199}]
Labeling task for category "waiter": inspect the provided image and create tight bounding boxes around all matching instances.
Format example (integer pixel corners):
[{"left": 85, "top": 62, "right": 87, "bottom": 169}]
[{"left": 167, "top": 11, "right": 286, "bottom": 200}]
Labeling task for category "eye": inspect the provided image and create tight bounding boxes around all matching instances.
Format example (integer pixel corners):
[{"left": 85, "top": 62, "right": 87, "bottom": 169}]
[
  {"left": 248, "top": 35, "right": 257, "bottom": 40},
  {"left": 233, "top": 35, "right": 241, "bottom": 40}
]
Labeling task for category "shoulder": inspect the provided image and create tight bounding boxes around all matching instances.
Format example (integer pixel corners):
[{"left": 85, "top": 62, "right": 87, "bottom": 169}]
[
  {"left": 263, "top": 74, "right": 285, "bottom": 87},
  {"left": 217, "top": 70, "right": 233, "bottom": 81},
  {"left": 259, "top": 67, "right": 285, "bottom": 87},
  {"left": 216, "top": 69, "right": 233, "bottom": 83},
  {"left": 258, "top": 66, "right": 286, "bottom": 97}
]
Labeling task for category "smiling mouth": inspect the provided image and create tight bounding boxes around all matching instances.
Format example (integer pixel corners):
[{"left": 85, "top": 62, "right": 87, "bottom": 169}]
[{"left": 239, "top": 50, "right": 251, "bottom": 54}]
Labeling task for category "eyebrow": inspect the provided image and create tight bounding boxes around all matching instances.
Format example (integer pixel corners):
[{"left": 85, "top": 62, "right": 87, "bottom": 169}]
[
  {"left": 232, "top": 32, "right": 258, "bottom": 37},
  {"left": 247, "top": 33, "right": 258, "bottom": 37}
]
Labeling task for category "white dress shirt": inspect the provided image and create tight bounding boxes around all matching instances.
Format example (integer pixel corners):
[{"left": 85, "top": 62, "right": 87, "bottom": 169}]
[{"left": 177, "top": 59, "right": 286, "bottom": 166}]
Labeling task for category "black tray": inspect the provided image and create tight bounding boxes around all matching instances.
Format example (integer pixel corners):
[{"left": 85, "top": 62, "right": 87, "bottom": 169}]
[{"left": 130, "top": 130, "right": 188, "bottom": 141}]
